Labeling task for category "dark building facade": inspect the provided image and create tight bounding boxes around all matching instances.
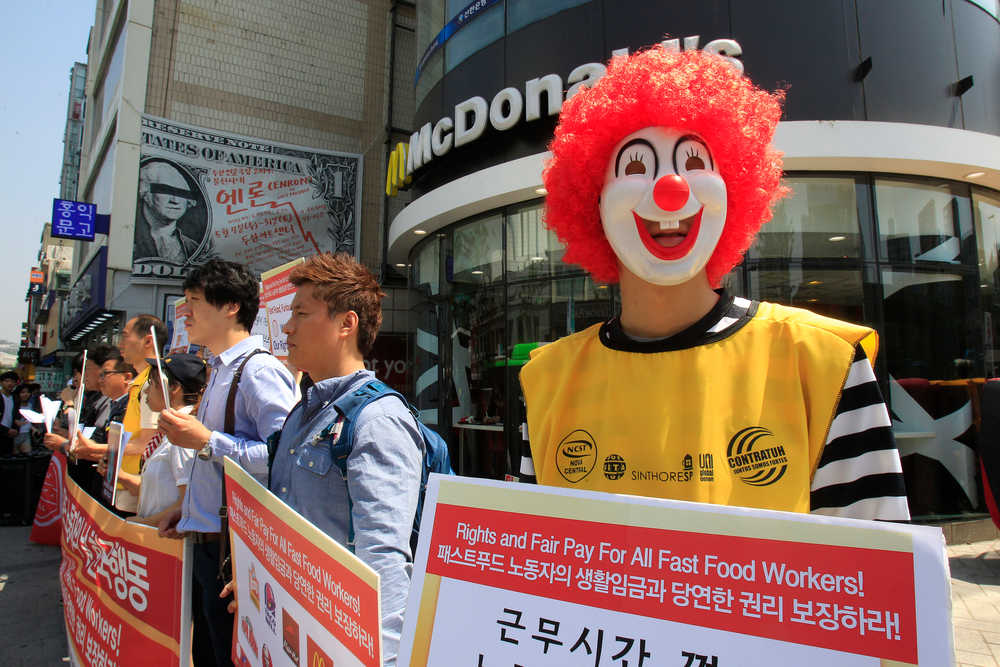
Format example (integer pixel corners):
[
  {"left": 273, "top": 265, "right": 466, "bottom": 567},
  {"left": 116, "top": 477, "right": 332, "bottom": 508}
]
[{"left": 389, "top": 0, "right": 1000, "bottom": 521}]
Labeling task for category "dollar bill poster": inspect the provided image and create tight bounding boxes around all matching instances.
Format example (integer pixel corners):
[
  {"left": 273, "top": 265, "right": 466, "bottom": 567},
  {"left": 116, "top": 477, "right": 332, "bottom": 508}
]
[
  {"left": 134, "top": 115, "right": 361, "bottom": 278},
  {"left": 224, "top": 458, "right": 382, "bottom": 667},
  {"left": 399, "top": 476, "right": 953, "bottom": 666},
  {"left": 61, "top": 471, "right": 190, "bottom": 666},
  {"left": 259, "top": 258, "right": 304, "bottom": 362}
]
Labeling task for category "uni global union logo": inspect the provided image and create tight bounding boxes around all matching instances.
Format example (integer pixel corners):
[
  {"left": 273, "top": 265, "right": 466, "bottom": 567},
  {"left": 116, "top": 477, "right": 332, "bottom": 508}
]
[
  {"left": 556, "top": 429, "right": 597, "bottom": 483},
  {"left": 726, "top": 426, "right": 788, "bottom": 486}
]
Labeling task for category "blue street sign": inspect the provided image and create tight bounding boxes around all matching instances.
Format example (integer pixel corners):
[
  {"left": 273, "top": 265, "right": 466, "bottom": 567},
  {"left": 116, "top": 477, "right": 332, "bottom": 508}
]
[{"left": 51, "top": 198, "right": 98, "bottom": 241}]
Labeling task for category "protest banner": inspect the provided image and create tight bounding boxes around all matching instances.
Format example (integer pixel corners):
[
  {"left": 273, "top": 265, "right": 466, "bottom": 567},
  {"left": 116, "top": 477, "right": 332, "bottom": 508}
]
[
  {"left": 259, "top": 258, "right": 303, "bottom": 362},
  {"left": 134, "top": 115, "right": 361, "bottom": 279},
  {"left": 167, "top": 297, "right": 192, "bottom": 353},
  {"left": 30, "top": 450, "right": 66, "bottom": 545},
  {"left": 224, "top": 458, "right": 382, "bottom": 667},
  {"left": 399, "top": 476, "right": 953, "bottom": 666},
  {"left": 251, "top": 304, "right": 271, "bottom": 355},
  {"left": 61, "top": 470, "right": 190, "bottom": 666}
]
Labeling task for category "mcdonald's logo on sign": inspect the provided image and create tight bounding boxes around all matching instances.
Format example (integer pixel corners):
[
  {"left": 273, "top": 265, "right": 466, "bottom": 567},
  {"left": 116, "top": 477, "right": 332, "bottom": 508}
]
[
  {"left": 307, "top": 635, "right": 332, "bottom": 667},
  {"left": 385, "top": 142, "right": 411, "bottom": 197}
]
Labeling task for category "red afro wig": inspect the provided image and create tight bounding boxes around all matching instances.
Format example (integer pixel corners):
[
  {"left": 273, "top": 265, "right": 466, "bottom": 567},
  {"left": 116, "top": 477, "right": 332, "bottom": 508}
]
[{"left": 543, "top": 47, "right": 787, "bottom": 286}]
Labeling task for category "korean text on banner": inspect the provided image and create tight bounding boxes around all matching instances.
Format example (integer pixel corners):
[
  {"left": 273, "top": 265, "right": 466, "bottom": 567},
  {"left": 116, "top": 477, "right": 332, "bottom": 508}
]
[
  {"left": 259, "top": 258, "right": 303, "bottom": 361},
  {"left": 168, "top": 297, "right": 191, "bottom": 353},
  {"left": 399, "top": 476, "right": 953, "bottom": 667},
  {"left": 223, "top": 458, "right": 382, "bottom": 667},
  {"left": 60, "top": 470, "right": 190, "bottom": 666}
]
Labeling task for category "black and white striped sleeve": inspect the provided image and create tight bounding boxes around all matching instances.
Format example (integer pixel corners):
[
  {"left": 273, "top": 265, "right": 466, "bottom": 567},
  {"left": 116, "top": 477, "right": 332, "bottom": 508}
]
[
  {"left": 519, "top": 421, "right": 537, "bottom": 484},
  {"left": 809, "top": 345, "right": 910, "bottom": 521}
]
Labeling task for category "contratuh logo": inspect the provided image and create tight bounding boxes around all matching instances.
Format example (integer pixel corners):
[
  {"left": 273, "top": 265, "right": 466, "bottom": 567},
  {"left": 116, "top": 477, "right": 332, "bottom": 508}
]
[{"left": 726, "top": 427, "right": 788, "bottom": 486}]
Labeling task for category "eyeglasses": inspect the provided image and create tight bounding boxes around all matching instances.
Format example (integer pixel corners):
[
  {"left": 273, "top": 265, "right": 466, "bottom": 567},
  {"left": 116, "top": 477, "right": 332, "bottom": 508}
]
[{"left": 99, "top": 370, "right": 128, "bottom": 378}]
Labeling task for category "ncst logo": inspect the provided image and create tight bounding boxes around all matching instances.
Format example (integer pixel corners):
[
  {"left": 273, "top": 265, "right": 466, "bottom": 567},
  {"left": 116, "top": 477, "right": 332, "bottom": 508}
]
[{"left": 555, "top": 429, "right": 598, "bottom": 483}]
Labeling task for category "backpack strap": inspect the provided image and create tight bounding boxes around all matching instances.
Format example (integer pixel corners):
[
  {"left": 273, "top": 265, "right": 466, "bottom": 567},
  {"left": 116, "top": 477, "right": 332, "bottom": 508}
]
[{"left": 327, "top": 380, "right": 411, "bottom": 551}]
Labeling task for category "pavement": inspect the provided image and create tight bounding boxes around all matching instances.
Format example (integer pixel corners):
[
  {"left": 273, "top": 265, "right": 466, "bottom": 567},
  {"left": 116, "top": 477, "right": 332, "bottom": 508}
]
[
  {"left": 0, "top": 527, "right": 997, "bottom": 665},
  {"left": 0, "top": 526, "right": 68, "bottom": 666}
]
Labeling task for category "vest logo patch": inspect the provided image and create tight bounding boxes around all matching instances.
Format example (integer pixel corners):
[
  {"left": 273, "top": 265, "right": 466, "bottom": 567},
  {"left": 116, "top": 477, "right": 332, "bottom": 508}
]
[
  {"left": 603, "top": 454, "right": 626, "bottom": 480},
  {"left": 556, "top": 429, "right": 597, "bottom": 483},
  {"left": 699, "top": 453, "right": 715, "bottom": 482},
  {"left": 727, "top": 427, "right": 788, "bottom": 486}
]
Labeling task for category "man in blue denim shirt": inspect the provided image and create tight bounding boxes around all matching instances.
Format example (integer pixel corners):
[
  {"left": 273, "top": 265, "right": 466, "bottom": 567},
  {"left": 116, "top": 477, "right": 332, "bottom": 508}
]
[
  {"left": 269, "top": 253, "right": 423, "bottom": 666},
  {"left": 158, "top": 260, "right": 296, "bottom": 667}
]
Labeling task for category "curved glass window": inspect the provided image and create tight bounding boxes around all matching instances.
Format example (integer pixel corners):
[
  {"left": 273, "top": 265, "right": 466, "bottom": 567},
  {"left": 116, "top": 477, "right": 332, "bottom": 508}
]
[
  {"left": 507, "top": 0, "right": 590, "bottom": 33},
  {"left": 445, "top": 2, "right": 505, "bottom": 72},
  {"left": 750, "top": 176, "right": 862, "bottom": 259},
  {"left": 975, "top": 188, "right": 1000, "bottom": 376},
  {"left": 875, "top": 178, "right": 975, "bottom": 265}
]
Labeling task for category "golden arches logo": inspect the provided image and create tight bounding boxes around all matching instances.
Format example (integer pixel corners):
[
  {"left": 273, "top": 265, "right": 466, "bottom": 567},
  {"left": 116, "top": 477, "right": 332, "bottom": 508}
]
[{"left": 385, "top": 142, "right": 411, "bottom": 196}]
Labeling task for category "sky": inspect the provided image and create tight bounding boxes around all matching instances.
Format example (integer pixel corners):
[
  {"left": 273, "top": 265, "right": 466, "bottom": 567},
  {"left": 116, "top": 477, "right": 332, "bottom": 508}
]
[{"left": 0, "top": 2, "right": 96, "bottom": 344}]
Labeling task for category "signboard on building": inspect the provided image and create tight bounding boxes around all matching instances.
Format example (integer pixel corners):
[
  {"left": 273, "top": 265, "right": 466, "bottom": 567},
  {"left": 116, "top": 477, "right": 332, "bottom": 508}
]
[
  {"left": 17, "top": 347, "right": 40, "bottom": 365},
  {"left": 61, "top": 247, "right": 107, "bottom": 340},
  {"left": 134, "top": 115, "right": 362, "bottom": 279},
  {"left": 51, "top": 198, "right": 97, "bottom": 241}
]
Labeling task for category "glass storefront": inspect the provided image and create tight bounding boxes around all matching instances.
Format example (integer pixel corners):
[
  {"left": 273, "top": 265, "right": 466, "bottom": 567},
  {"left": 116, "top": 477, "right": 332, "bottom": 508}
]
[{"left": 408, "top": 173, "right": 1000, "bottom": 522}]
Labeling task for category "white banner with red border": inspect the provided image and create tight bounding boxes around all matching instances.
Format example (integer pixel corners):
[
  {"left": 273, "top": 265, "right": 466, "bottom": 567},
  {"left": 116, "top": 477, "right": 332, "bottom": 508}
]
[
  {"left": 399, "top": 476, "right": 953, "bottom": 666},
  {"left": 224, "top": 458, "right": 382, "bottom": 667}
]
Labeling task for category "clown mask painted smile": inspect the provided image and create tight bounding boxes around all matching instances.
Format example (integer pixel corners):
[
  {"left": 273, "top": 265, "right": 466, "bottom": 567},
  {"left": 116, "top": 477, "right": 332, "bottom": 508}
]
[{"left": 599, "top": 127, "right": 727, "bottom": 285}]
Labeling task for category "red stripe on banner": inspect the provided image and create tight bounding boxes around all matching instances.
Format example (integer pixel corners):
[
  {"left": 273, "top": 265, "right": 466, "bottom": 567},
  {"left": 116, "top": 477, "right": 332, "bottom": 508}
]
[
  {"left": 31, "top": 451, "right": 66, "bottom": 545},
  {"left": 426, "top": 504, "right": 918, "bottom": 664}
]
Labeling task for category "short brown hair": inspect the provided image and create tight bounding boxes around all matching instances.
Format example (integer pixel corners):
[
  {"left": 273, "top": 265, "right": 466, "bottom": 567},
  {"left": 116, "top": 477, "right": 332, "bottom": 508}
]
[{"left": 289, "top": 253, "right": 385, "bottom": 356}]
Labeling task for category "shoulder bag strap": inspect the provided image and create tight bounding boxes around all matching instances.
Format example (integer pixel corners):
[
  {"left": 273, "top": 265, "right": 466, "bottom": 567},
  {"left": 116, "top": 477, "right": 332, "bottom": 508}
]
[{"left": 218, "top": 347, "right": 270, "bottom": 580}]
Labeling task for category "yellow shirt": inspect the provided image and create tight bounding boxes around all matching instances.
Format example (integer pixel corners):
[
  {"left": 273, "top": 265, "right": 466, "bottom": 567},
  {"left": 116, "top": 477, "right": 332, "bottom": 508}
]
[
  {"left": 120, "top": 365, "right": 150, "bottom": 478},
  {"left": 520, "top": 301, "right": 877, "bottom": 513}
]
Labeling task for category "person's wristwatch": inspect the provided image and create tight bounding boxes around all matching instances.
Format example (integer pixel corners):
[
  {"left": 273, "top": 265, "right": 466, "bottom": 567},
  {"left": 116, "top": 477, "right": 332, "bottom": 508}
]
[{"left": 197, "top": 439, "right": 213, "bottom": 461}]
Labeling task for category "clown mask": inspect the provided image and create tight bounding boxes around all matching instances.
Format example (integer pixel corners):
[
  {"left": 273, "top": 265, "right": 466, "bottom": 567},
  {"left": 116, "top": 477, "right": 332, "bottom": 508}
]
[{"left": 599, "top": 127, "right": 727, "bottom": 286}]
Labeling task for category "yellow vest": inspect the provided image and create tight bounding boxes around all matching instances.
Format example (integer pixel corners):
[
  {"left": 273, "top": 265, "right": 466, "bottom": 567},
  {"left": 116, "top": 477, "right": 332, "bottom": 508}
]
[
  {"left": 120, "top": 365, "right": 150, "bottom": 477},
  {"left": 520, "top": 302, "right": 877, "bottom": 513}
]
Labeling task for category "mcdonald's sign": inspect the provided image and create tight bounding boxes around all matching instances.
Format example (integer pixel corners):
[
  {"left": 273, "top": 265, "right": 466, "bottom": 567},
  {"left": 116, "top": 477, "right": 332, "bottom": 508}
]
[{"left": 385, "top": 142, "right": 411, "bottom": 197}]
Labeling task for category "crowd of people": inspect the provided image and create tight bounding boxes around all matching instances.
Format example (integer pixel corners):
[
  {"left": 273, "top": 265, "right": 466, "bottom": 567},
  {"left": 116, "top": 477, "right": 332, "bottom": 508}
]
[{"left": 41, "top": 254, "right": 425, "bottom": 667}]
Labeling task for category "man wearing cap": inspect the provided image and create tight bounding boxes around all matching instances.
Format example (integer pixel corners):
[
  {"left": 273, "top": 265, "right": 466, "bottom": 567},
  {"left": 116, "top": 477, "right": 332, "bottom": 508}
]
[
  {"left": 133, "top": 159, "right": 216, "bottom": 265},
  {"left": 132, "top": 353, "right": 207, "bottom": 526}
]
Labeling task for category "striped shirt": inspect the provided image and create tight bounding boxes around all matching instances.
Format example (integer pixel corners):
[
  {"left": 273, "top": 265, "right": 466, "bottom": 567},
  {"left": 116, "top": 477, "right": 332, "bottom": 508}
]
[{"left": 519, "top": 293, "right": 910, "bottom": 521}]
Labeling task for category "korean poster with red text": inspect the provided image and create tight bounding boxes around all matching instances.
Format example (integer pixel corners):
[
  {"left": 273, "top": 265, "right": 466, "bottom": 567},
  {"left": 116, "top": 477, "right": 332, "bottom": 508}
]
[
  {"left": 399, "top": 476, "right": 953, "bottom": 666},
  {"left": 224, "top": 458, "right": 382, "bottom": 667},
  {"left": 61, "top": 472, "right": 190, "bottom": 666}
]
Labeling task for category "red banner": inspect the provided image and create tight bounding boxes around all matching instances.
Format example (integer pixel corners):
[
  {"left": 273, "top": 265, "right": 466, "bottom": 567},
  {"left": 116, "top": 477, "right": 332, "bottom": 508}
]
[
  {"left": 30, "top": 451, "right": 66, "bottom": 545},
  {"left": 60, "top": 472, "right": 188, "bottom": 666},
  {"left": 426, "top": 503, "right": 918, "bottom": 664}
]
